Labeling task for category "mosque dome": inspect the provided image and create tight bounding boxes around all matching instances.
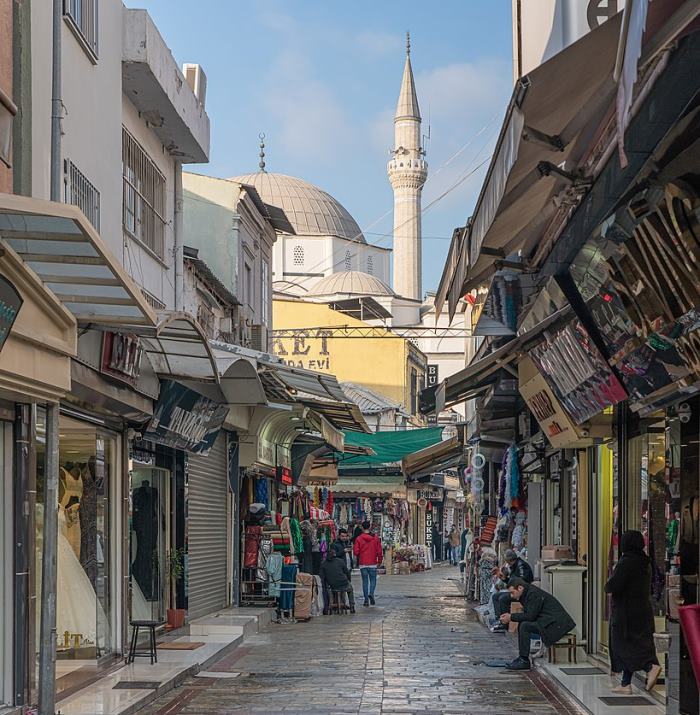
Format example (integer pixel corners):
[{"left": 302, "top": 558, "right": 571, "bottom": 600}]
[
  {"left": 230, "top": 172, "right": 366, "bottom": 243},
  {"left": 308, "top": 271, "right": 395, "bottom": 298}
]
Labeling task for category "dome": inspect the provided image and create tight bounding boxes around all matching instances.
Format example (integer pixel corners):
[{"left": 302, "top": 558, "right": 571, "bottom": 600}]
[
  {"left": 230, "top": 172, "right": 366, "bottom": 243},
  {"left": 308, "top": 271, "right": 395, "bottom": 298}
]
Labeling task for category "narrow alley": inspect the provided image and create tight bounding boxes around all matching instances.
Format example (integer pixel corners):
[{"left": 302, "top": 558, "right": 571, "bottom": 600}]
[{"left": 137, "top": 569, "right": 581, "bottom": 715}]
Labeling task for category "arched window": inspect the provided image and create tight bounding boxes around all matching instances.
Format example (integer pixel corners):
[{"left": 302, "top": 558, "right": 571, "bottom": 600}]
[
  {"left": 344, "top": 250, "right": 352, "bottom": 271},
  {"left": 367, "top": 254, "right": 374, "bottom": 275},
  {"left": 293, "top": 245, "right": 304, "bottom": 266}
]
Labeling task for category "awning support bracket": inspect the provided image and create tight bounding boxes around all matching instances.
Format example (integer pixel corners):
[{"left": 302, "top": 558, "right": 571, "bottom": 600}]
[
  {"left": 523, "top": 125, "right": 565, "bottom": 152},
  {"left": 537, "top": 161, "right": 593, "bottom": 189}
]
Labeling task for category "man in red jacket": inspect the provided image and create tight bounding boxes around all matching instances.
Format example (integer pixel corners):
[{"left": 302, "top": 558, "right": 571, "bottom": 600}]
[{"left": 353, "top": 521, "right": 383, "bottom": 606}]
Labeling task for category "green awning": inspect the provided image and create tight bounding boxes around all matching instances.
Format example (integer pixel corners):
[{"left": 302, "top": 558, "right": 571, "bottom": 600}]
[
  {"left": 329, "top": 475, "right": 406, "bottom": 496},
  {"left": 338, "top": 427, "right": 443, "bottom": 468}
]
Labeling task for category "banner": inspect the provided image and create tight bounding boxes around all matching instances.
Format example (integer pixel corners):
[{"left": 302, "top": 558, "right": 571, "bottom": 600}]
[{"left": 144, "top": 380, "right": 228, "bottom": 455}]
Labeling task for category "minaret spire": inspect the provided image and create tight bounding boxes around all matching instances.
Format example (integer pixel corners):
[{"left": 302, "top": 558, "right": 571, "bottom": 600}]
[{"left": 388, "top": 34, "right": 427, "bottom": 302}]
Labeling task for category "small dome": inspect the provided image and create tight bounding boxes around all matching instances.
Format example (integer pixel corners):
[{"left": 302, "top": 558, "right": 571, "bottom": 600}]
[
  {"left": 308, "top": 271, "right": 395, "bottom": 298},
  {"left": 229, "top": 172, "right": 365, "bottom": 243}
]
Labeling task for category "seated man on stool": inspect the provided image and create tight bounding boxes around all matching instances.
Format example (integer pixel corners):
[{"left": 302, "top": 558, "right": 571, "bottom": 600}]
[
  {"left": 500, "top": 577, "right": 576, "bottom": 670},
  {"left": 491, "top": 549, "right": 534, "bottom": 632},
  {"left": 320, "top": 544, "right": 356, "bottom": 614}
]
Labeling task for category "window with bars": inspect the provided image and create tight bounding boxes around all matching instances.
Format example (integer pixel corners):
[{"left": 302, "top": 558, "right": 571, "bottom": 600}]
[
  {"left": 64, "top": 0, "right": 99, "bottom": 60},
  {"left": 293, "top": 245, "right": 304, "bottom": 266},
  {"left": 367, "top": 254, "right": 374, "bottom": 275},
  {"left": 344, "top": 250, "right": 352, "bottom": 271},
  {"left": 64, "top": 159, "right": 100, "bottom": 231},
  {"left": 261, "top": 259, "right": 270, "bottom": 326},
  {"left": 122, "top": 128, "right": 166, "bottom": 260}
]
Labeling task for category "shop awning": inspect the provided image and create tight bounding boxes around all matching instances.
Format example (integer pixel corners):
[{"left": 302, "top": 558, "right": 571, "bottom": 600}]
[
  {"left": 401, "top": 435, "right": 464, "bottom": 479},
  {"left": 0, "top": 194, "right": 157, "bottom": 327},
  {"left": 436, "top": 13, "right": 623, "bottom": 320},
  {"left": 329, "top": 475, "right": 406, "bottom": 497},
  {"left": 428, "top": 307, "right": 572, "bottom": 413},
  {"left": 338, "top": 426, "right": 444, "bottom": 467}
]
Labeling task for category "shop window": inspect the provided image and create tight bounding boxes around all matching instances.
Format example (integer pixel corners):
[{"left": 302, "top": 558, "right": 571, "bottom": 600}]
[{"left": 35, "top": 413, "right": 117, "bottom": 697}]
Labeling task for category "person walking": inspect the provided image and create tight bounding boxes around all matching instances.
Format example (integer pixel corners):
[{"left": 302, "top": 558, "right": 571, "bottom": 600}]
[
  {"left": 499, "top": 577, "right": 576, "bottom": 670},
  {"left": 605, "top": 530, "right": 662, "bottom": 693},
  {"left": 320, "top": 545, "right": 356, "bottom": 614},
  {"left": 431, "top": 523, "right": 441, "bottom": 562},
  {"left": 449, "top": 526, "right": 461, "bottom": 565},
  {"left": 353, "top": 521, "right": 383, "bottom": 607}
]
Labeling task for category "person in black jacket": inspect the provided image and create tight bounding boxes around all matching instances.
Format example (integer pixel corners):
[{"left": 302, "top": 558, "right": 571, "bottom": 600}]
[
  {"left": 500, "top": 577, "right": 576, "bottom": 670},
  {"left": 320, "top": 546, "right": 356, "bottom": 613},
  {"left": 331, "top": 528, "right": 354, "bottom": 574},
  {"left": 490, "top": 550, "right": 534, "bottom": 632},
  {"left": 605, "top": 530, "right": 661, "bottom": 693}
]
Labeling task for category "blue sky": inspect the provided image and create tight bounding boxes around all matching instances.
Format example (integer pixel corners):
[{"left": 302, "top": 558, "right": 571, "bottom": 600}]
[{"left": 128, "top": 1, "right": 514, "bottom": 293}]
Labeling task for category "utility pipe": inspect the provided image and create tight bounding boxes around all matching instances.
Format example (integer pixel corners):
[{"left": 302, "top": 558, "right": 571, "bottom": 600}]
[
  {"left": 174, "top": 161, "right": 183, "bottom": 310},
  {"left": 49, "top": 0, "right": 62, "bottom": 201}
]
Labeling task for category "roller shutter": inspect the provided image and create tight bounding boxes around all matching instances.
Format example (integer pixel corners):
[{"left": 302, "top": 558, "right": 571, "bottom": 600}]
[{"left": 187, "top": 432, "right": 229, "bottom": 619}]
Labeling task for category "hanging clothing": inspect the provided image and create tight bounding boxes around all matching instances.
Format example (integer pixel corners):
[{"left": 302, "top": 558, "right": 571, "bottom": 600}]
[
  {"left": 266, "top": 552, "right": 284, "bottom": 597},
  {"left": 278, "top": 564, "right": 297, "bottom": 611}
]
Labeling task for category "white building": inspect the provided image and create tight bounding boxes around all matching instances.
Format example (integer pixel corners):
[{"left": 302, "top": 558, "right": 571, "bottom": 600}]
[{"left": 30, "top": 2, "right": 209, "bottom": 310}]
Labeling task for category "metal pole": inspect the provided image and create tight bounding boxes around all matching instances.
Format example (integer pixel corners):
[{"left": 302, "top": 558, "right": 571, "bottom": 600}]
[
  {"left": 38, "top": 403, "right": 59, "bottom": 715},
  {"left": 50, "top": 0, "right": 62, "bottom": 202},
  {"left": 173, "top": 161, "right": 183, "bottom": 310}
]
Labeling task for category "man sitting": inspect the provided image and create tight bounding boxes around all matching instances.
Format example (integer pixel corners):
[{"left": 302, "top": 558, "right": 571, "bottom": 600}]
[
  {"left": 490, "top": 549, "right": 534, "bottom": 632},
  {"left": 320, "top": 544, "right": 356, "bottom": 614},
  {"left": 499, "top": 577, "right": 576, "bottom": 670}
]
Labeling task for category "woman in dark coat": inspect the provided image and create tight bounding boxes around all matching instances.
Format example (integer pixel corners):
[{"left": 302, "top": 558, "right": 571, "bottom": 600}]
[{"left": 605, "top": 530, "right": 661, "bottom": 693}]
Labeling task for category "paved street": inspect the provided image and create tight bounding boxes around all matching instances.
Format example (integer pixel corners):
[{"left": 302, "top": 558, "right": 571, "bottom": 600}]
[{"left": 139, "top": 567, "right": 581, "bottom": 715}]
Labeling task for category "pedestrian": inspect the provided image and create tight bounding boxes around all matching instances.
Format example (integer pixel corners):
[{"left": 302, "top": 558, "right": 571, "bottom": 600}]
[
  {"left": 431, "top": 523, "right": 441, "bottom": 562},
  {"left": 449, "top": 526, "right": 461, "bottom": 565},
  {"left": 443, "top": 528, "right": 451, "bottom": 561},
  {"left": 351, "top": 520, "right": 364, "bottom": 568},
  {"left": 320, "top": 544, "right": 356, "bottom": 614},
  {"left": 332, "top": 527, "right": 354, "bottom": 573},
  {"left": 604, "top": 530, "right": 662, "bottom": 693},
  {"left": 499, "top": 577, "right": 576, "bottom": 670},
  {"left": 353, "top": 520, "right": 383, "bottom": 607},
  {"left": 490, "top": 549, "right": 534, "bottom": 632}
]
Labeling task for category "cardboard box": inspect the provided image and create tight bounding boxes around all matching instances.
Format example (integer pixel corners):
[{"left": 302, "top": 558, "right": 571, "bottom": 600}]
[{"left": 541, "top": 545, "right": 573, "bottom": 561}]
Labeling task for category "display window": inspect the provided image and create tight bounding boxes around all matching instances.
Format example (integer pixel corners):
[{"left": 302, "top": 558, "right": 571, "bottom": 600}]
[
  {"left": 596, "top": 443, "right": 618, "bottom": 656},
  {"left": 129, "top": 466, "right": 170, "bottom": 623},
  {"left": 35, "top": 413, "right": 119, "bottom": 696}
]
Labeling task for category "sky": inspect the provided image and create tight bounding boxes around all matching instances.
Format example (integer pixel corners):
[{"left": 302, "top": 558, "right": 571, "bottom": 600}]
[{"left": 127, "top": 1, "right": 515, "bottom": 294}]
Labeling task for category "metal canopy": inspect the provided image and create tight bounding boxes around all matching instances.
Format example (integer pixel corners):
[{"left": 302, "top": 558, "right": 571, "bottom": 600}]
[
  {"left": 137, "top": 312, "right": 219, "bottom": 383},
  {"left": 0, "top": 194, "right": 157, "bottom": 327},
  {"left": 402, "top": 435, "right": 464, "bottom": 479}
]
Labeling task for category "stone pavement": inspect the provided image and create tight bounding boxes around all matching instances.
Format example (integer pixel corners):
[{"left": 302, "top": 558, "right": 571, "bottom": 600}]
[{"left": 137, "top": 567, "right": 582, "bottom": 715}]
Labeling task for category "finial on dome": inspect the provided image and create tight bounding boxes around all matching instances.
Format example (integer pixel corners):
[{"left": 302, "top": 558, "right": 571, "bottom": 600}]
[
  {"left": 258, "top": 132, "right": 266, "bottom": 172},
  {"left": 406, "top": 31, "right": 410, "bottom": 56}
]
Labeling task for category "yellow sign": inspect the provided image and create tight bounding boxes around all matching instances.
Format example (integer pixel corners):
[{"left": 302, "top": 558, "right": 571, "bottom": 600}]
[{"left": 271, "top": 329, "right": 333, "bottom": 371}]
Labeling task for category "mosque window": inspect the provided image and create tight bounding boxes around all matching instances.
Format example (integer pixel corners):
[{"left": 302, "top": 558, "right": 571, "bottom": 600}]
[
  {"left": 344, "top": 250, "right": 352, "bottom": 271},
  {"left": 367, "top": 254, "right": 374, "bottom": 275},
  {"left": 293, "top": 245, "right": 304, "bottom": 266}
]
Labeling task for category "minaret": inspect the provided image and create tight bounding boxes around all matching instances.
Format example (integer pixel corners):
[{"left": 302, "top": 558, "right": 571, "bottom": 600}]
[{"left": 388, "top": 32, "right": 427, "bottom": 301}]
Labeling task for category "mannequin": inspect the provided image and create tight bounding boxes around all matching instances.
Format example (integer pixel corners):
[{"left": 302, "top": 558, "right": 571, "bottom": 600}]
[
  {"left": 79, "top": 457, "right": 99, "bottom": 586},
  {"left": 59, "top": 466, "right": 83, "bottom": 559},
  {"left": 132, "top": 479, "right": 159, "bottom": 601}
]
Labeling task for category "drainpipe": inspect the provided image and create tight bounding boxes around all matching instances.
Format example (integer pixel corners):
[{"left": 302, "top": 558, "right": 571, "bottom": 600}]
[
  {"left": 38, "top": 403, "right": 59, "bottom": 715},
  {"left": 50, "top": 0, "right": 61, "bottom": 201},
  {"left": 174, "top": 161, "right": 184, "bottom": 311}
]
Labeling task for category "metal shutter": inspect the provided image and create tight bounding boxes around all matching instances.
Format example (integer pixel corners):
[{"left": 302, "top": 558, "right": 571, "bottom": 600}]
[{"left": 187, "top": 432, "right": 229, "bottom": 620}]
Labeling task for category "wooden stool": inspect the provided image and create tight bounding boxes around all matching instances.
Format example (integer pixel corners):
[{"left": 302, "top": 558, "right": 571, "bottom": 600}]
[
  {"left": 330, "top": 590, "right": 350, "bottom": 615},
  {"left": 548, "top": 632, "right": 577, "bottom": 664},
  {"left": 127, "top": 620, "right": 159, "bottom": 664}
]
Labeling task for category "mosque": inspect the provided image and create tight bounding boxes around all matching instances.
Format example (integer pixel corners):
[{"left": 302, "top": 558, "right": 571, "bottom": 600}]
[{"left": 231, "top": 34, "right": 469, "bottom": 413}]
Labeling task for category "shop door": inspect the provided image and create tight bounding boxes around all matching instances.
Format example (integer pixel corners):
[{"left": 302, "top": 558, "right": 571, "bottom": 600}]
[
  {"left": 187, "top": 432, "right": 229, "bottom": 620},
  {"left": 0, "top": 422, "right": 10, "bottom": 706}
]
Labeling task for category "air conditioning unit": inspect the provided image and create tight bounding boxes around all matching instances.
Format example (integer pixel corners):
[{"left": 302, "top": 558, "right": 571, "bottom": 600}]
[
  {"left": 183, "top": 64, "right": 207, "bottom": 108},
  {"left": 249, "top": 324, "right": 268, "bottom": 352}
]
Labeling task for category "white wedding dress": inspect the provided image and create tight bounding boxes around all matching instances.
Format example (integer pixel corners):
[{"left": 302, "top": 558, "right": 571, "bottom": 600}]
[{"left": 37, "top": 505, "right": 110, "bottom": 650}]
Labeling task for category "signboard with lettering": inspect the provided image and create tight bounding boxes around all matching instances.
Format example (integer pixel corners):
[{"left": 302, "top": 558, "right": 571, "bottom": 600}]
[
  {"left": 425, "top": 509, "right": 433, "bottom": 547},
  {"left": 426, "top": 364, "right": 439, "bottom": 388},
  {"left": 0, "top": 275, "right": 22, "bottom": 354},
  {"left": 101, "top": 331, "right": 143, "bottom": 385},
  {"left": 271, "top": 329, "right": 333, "bottom": 371},
  {"left": 144, "top": 380, "right": 228, "bottom": 455}
]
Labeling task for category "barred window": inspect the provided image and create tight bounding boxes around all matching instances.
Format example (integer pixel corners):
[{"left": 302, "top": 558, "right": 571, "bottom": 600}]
[
  {"left": 367, "top": 254, "right": 374, "bottom": 275},
  {"left": 64, "top": 0, "right": 99, "bottom": 60},
  {"left": 65, "top": 159, "right": 100, "bottom": 232},
  {"left": 344, "top": 250, "right": 352, "bottom": 271},
  {"left": 122, "top": 128, "right": 166, "bottom": 260},
  {"left": 293, "top": 245, "right": 304, "bottom": 266}
]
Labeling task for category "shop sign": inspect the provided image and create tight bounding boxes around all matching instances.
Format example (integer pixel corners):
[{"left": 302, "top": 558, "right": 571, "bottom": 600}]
[
  {"left": 0, "top": 275, "right": 22, "bottom": 354},
  {"left": 144, "top": 380, "right": 228, "bottom": 455},
  {"left": 271, "top": 328, "right": 333, "bottom": 371},
  {"left": 425, "top": 508, "right": 433, "bottom": 546},
  {"left": 529, "top": 320, "right": 626, "bottom": 425},
  {"left": 101, "top": 331, "right": 143, "bottom": 385},
  {"left": 410, "top": 487, "right": 442, "bottom": 501},
  {"left": 426, "top": 364, "right": 439, "bottom": 388},
  {"left": 519, "top": 365, "right": 583, "bottom": 449},
  {"left": 276, "top": 465, "right": 293, "bottom": 485}
]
